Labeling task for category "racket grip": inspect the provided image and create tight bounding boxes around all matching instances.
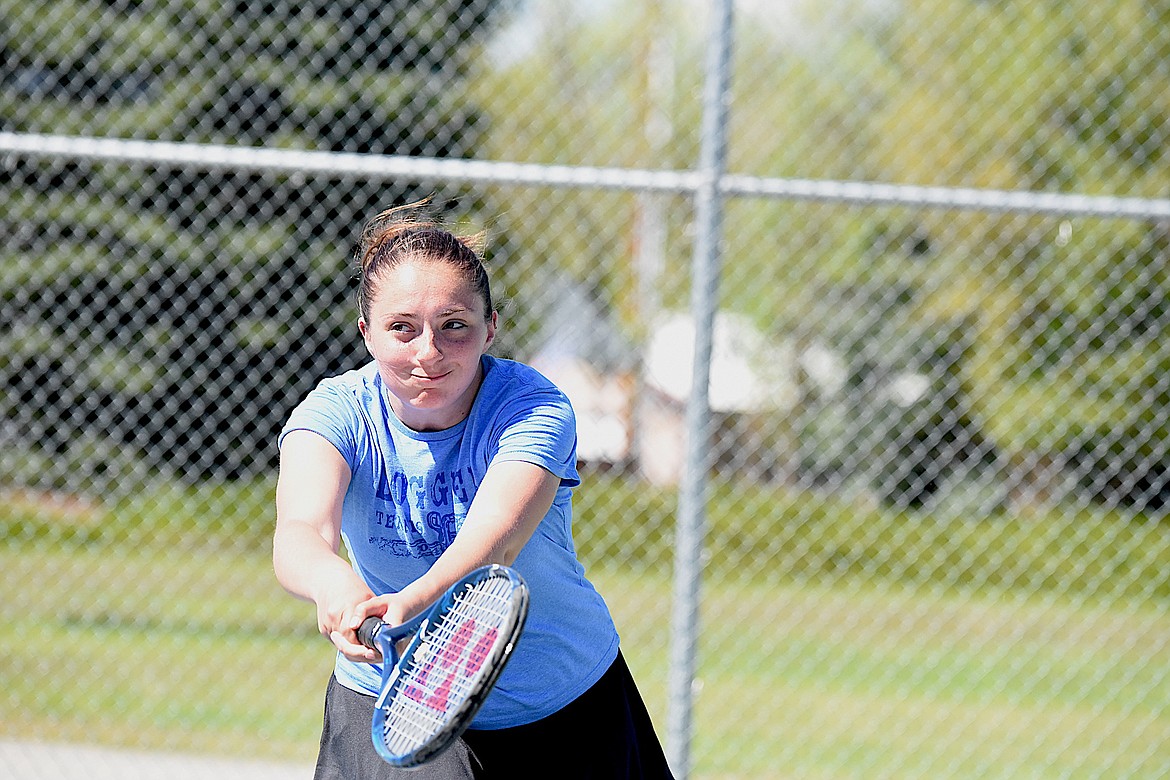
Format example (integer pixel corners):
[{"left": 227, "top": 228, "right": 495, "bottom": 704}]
[{"left": 357, "top": 616, "right": 384, "bottom": 649}]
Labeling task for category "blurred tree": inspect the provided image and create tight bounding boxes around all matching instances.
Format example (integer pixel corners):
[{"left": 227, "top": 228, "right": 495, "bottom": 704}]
[
  {"left": 1, "top": 0, "right": 503, "bottom": 488},
  {"left": 880, "top": 0, "right": 1170, "bottom": 509},
  {"left": 463, "top": 0, "right": 1170, "bottom": 509},
  {"left": 747, "top": 0, "right": 1170, "bottom": 509}
]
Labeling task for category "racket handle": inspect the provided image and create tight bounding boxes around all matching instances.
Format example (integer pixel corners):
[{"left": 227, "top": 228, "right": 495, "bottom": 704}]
[{"left": 357, "top": 616, "right": 384, "bottom": 650}]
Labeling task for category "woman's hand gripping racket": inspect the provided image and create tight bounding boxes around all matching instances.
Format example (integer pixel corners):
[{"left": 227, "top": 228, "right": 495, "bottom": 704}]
[{"left": 356, "top": 564, "right": 529, "bottom": 768}]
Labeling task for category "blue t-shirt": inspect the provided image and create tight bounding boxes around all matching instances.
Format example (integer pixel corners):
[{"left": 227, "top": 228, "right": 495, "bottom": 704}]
[{"left": 279, "top": 354, "right": 619, "bottom": 728}]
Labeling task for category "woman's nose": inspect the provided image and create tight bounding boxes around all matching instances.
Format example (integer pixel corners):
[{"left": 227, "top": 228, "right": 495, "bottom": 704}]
[{"left": 415, "top": 328, "right": 442, "bottom": 362}]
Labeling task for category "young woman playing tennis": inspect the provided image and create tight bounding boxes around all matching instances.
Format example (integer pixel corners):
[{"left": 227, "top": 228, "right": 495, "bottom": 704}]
[{"left": 273, "top": 201, "right": 673, "bottom": 779}]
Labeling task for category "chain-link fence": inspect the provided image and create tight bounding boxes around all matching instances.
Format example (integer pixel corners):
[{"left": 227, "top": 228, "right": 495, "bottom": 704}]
[{"left": 3, "top": 0, "right": 1170, "bottom": 777}]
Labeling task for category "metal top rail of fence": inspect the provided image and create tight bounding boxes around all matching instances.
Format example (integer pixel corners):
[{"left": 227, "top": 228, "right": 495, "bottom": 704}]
[{"left": 5, "top": 130, "right": 1170, "bottom": 218}]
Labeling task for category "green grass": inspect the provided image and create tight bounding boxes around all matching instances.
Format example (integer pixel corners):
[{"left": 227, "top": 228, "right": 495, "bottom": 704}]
[
  {"left": 0, "top": 541, "right": 330, "bottom": 759},
  {"left": 577, "top": 471, "right": 1170, "bottom": 602},
  {"left": 2, "top": 479, "right": 1169, "bottom": 777},
  {"left": 657, "top": 579, "right": 1170, "bottom": 778}
]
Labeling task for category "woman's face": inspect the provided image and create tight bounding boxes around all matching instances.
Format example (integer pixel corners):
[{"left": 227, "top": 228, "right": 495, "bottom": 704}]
[{"left": 359, "top": 258, "right": 497, "bottom": 431}]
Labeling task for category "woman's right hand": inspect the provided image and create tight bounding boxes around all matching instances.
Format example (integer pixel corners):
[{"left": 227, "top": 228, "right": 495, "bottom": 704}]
[{"left": 314, "top": 574, "right": 381, "bottom": 663}]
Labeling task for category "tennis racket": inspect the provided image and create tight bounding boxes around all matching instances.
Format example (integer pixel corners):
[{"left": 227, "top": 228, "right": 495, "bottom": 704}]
[{"left": 356, "top": 564, "right": 529, "bottom": 767}]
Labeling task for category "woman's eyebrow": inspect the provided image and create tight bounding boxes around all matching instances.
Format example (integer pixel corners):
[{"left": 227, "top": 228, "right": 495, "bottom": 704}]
[{"left": 380, "top": 305, "right": 469, "bottom": 319}]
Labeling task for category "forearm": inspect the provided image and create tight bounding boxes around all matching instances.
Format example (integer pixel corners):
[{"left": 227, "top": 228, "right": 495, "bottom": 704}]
[
  {"left": 390, "top": 531, "right": 513, "bottom": 617},
  {"left": 274, "top": 429, "right": 360, "bottom": 604},
  {"left": 392, "top": 460, "right": 559, "bottom": 617},
  {"left": 273, "top": 519, "right": 361, "bottom": 604}
]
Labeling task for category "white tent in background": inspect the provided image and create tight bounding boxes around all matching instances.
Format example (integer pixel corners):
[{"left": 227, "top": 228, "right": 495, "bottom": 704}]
[
  {"left": 637, "top": 311, "right": 798, "bottom": 485},
  {"left": 530, "top": 291, "right": 800, "bottom": 482},
  {"left": 643, "top": 310, "right": 797, "bottom": 413},
  {"left": 528, "top": 278, "right": 639, "bottom": 466}
]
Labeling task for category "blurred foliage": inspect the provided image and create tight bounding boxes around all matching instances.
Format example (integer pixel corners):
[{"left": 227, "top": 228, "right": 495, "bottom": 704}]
[
  {"left": 462, "top": 0, "right": 1170, "bottom": 510},
  {"left": 1, "top": 0, "right": 505, "bottom": 486},
  {"left": 3, "top": 0, "right": 1170, "bottom": 508}
]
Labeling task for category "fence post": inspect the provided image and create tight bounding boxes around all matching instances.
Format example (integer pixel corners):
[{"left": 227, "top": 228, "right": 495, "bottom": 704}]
[{"left": 666, "top": 0, "right": 734, "bottom": 776}]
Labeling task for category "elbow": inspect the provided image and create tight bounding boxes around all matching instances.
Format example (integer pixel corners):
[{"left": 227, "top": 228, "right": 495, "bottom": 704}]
[
  {"left": 271, "top": 537, "right": 294, "bottom": 591},
  {"left": 495, "top": 537, "right": 526, "bottom": 567}
]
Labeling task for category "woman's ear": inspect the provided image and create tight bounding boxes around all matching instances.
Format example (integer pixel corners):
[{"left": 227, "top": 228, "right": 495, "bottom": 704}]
[
  {"left": 484, "top": 310, "right": 498, "bottom": 350},
  {"left": 358, "top": 318, "right": 374, "bottom": 356}
]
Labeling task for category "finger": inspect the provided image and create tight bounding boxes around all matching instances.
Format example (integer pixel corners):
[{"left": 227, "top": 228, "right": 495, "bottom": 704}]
[
  {"left": 349, "top": 597, "right": 389, "bottom": 631},
  {"left": 330, "top": 629, "right": 380, "bottom": 663},
  {"left": 346, "top": 609, "right": 367, "bottom": 632}
]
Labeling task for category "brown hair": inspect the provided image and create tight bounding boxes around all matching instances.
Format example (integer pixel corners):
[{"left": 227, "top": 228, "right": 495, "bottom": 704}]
[{"left": 354, "top": 200, "right": 492, "bottom": 322}]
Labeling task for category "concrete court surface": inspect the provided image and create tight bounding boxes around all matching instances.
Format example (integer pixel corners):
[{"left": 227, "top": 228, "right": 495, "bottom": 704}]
[{"left": 0, "top": 739, "right": 311, "bottom": 779}]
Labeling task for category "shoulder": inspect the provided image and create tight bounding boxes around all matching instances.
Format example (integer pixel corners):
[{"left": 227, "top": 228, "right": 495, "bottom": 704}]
[
  {"left": 473, "top": 357, "right": 580, "bottom": 481},
  {"left": 476, "top": 355, "right": 574, "bottom": 427},
  {"left": 294, "top": 362, "right": 380, "bottom": 410},
  {"left": 314, "top": 361, "right": 380, "bottom": 395},
  {"left": 480, "top": 355, "right": 566, "bottom": 402},
  {"left": 280, "top": 362, "right": 380, "bottom": 446},
  {"left": 474, "top": 356, "right": 576, "bottom": 443}
]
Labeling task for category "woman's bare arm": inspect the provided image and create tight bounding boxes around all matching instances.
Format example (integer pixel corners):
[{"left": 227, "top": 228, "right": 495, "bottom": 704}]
[
  {"left": 273, "top": 429, "right": 377, "bottom": 662},
  {"left": 352, "top": 459, "right": 560, "bottom": 627}
]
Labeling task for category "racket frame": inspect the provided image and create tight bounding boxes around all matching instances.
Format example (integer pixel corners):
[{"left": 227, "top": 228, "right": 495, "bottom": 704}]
[{"left": 357, "top": 564, "right": 528, "bottom": 767}]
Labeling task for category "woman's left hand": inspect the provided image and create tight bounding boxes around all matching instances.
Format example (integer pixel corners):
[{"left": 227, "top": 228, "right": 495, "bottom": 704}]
[{"left": 339, "top": 593, "right": 419, "bottom": 663}]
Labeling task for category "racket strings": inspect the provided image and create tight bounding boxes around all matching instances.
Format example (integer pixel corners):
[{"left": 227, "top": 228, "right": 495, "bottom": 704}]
[{"left": 380, "top": 575, "right": 519, "bottom": 753}]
